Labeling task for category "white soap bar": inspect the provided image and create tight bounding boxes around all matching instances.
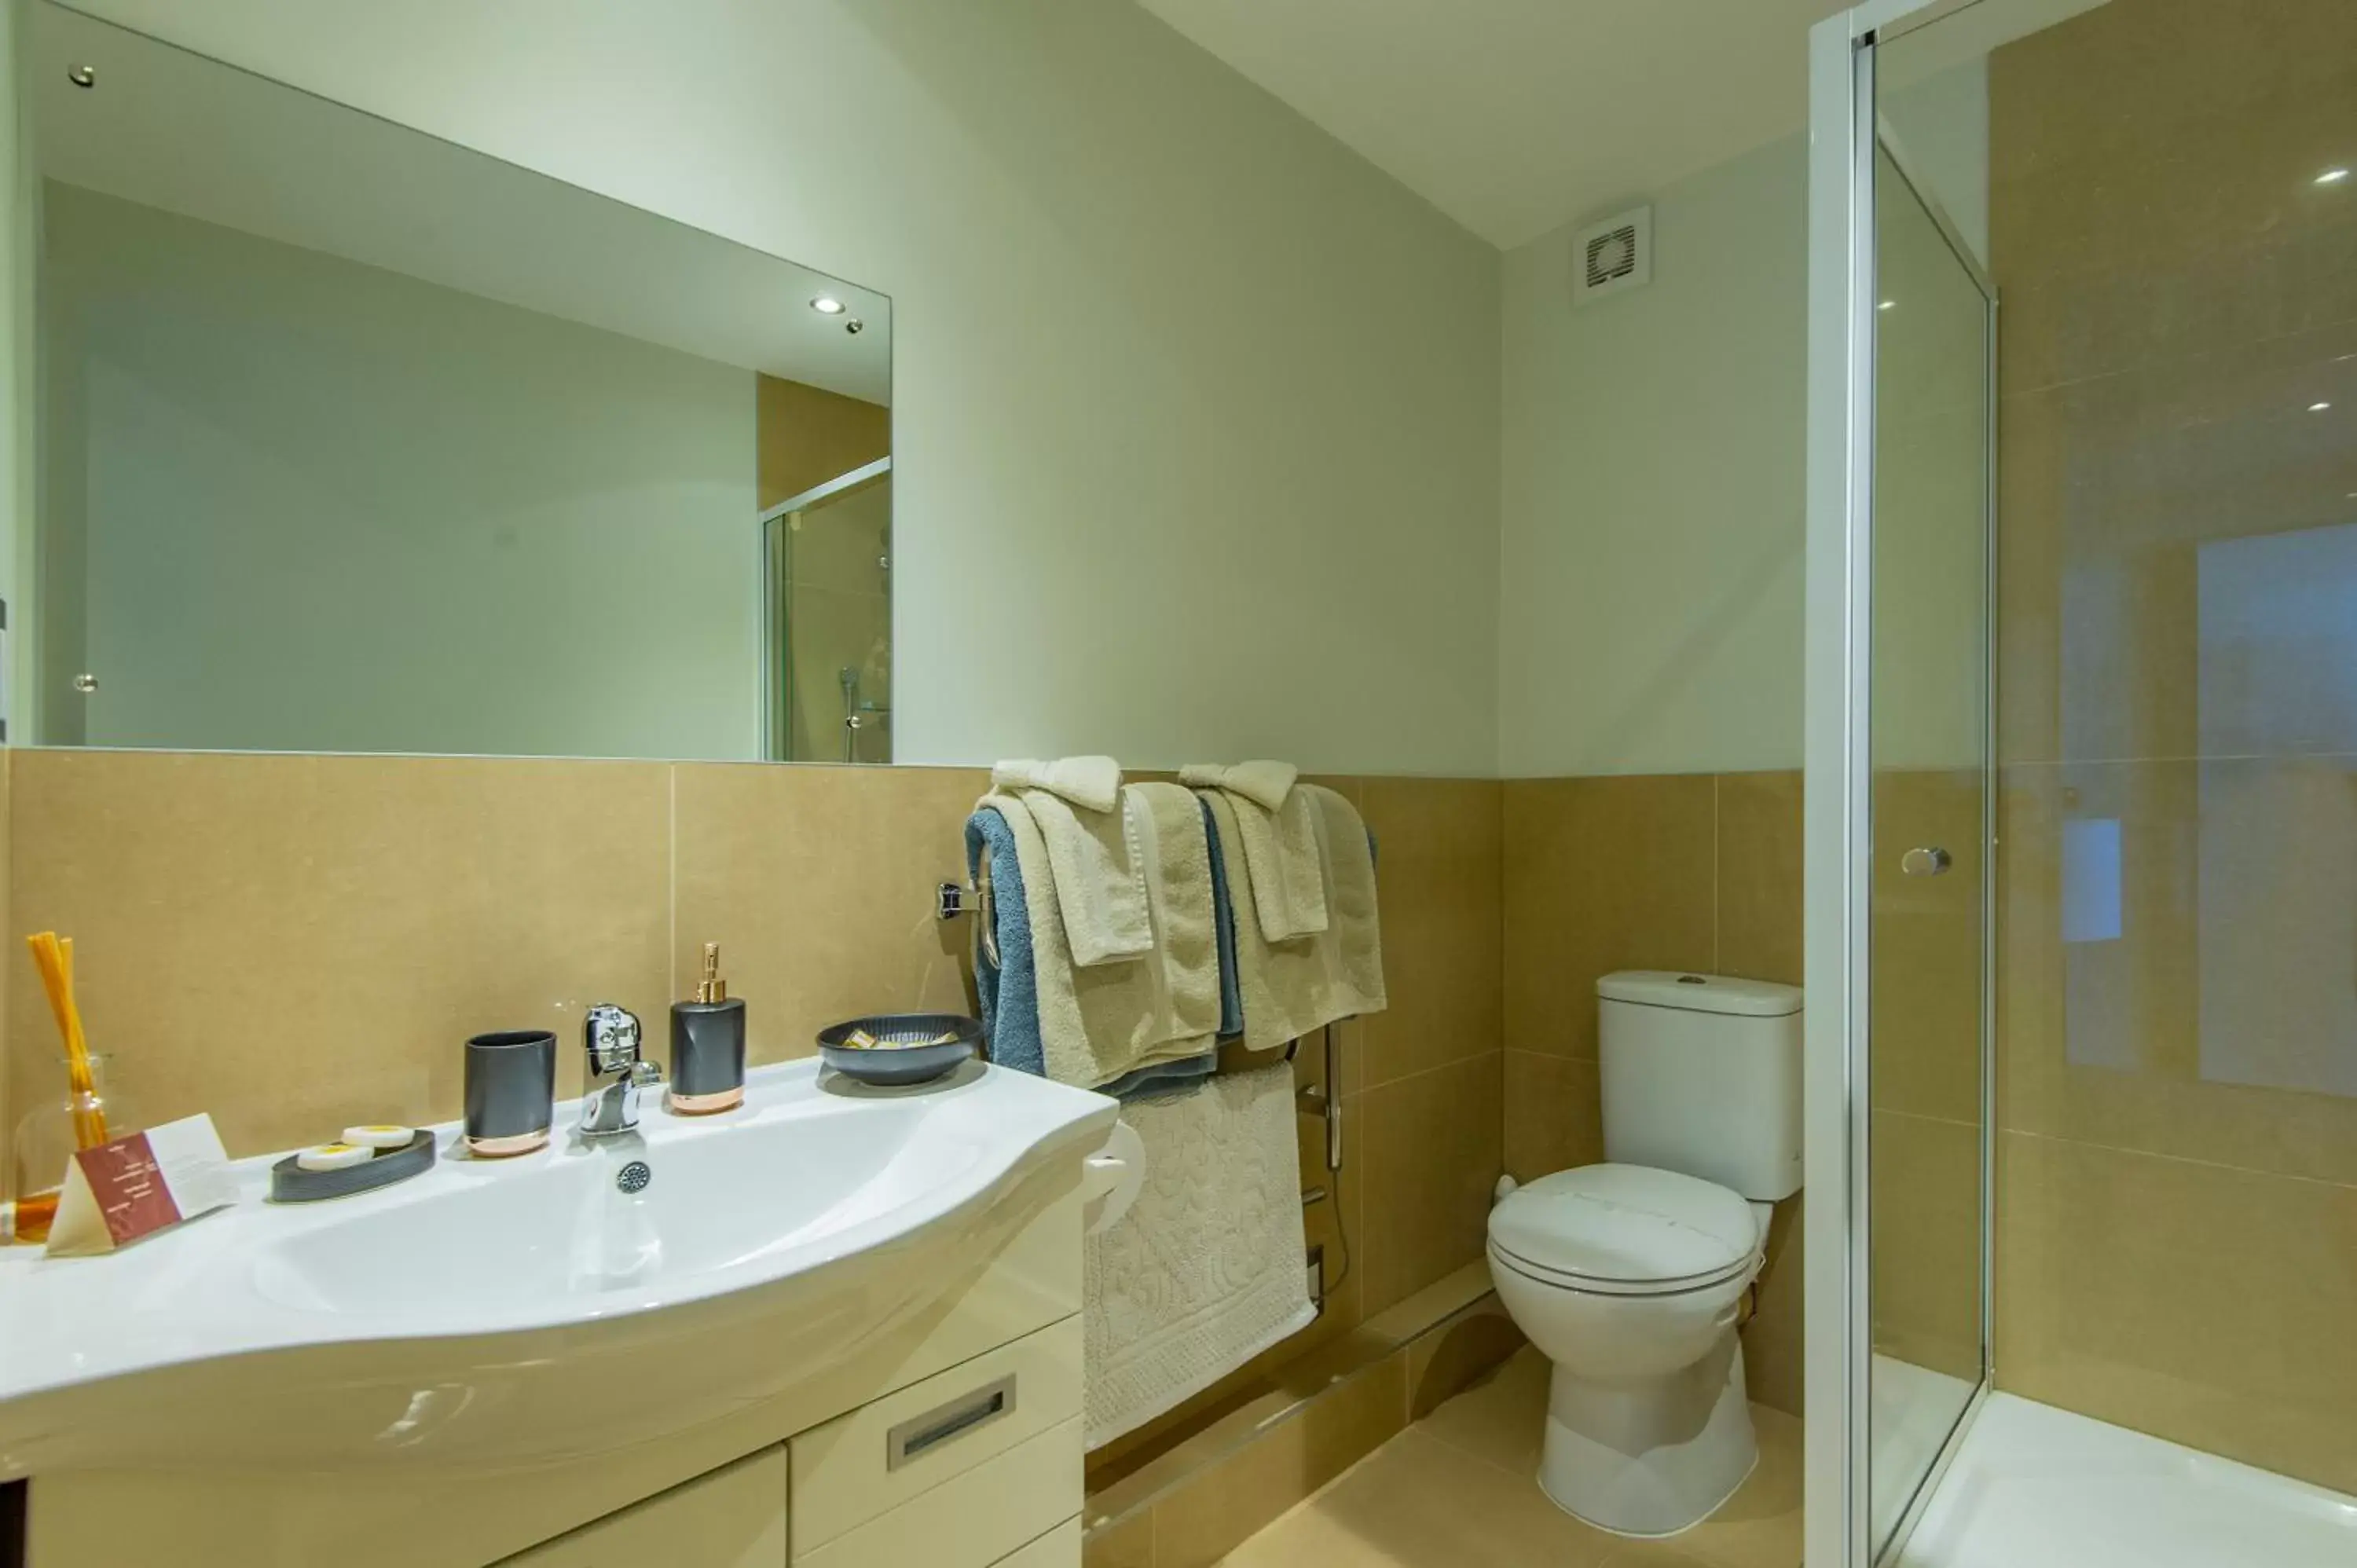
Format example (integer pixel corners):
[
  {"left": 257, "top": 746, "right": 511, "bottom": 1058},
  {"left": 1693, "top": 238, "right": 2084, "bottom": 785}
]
[
  {"left": 342, "top": 1124, "right": 416, "bottom": 1150},
  {"left": 296, "top": 1142, "right": 373, "bottom": 1173}
]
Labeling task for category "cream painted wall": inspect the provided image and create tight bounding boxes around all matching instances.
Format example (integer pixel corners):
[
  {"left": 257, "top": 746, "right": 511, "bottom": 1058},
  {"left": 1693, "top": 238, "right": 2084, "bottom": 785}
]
[
  {"left": 1500, "top": 80, "right": 1989, "bottom": 780},
  {"left": 3, "top": 0, "right": 31, "bottom": 736},
  {"left": 1500, "top": 136, "right": 1811, "bottom": 777},
  {"left": 57, "top": 0, "right": 1502, "bottom": 776}
]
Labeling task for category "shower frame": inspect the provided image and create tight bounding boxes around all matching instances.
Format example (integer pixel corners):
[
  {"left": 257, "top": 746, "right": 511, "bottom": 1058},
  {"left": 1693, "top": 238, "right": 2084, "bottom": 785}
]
[{"left": 1802, "top": 2, "right": 2000, "bottom": 1565}]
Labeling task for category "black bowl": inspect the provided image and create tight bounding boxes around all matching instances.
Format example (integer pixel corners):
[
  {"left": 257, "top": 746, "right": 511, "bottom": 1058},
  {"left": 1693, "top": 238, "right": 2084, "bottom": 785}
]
[{"left": 816, "top": 1013, "right": 984, "bottom": 1086}]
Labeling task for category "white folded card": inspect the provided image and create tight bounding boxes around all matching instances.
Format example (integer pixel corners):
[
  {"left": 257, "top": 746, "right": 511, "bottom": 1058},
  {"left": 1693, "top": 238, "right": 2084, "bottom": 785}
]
[{"left": 46, "top": 1113, "right": 236, "bottom": 1257}]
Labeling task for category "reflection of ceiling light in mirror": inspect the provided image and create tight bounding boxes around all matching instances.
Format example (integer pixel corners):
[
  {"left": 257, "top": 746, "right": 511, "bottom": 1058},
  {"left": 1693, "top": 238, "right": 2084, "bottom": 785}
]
[
  {"left": 2317, "top": 168, "right": 2350, "bottom": 185},
  {"left": 2310, "top": 401, "right": 2333, "bottom": 412},
  {"left": 810, "top": 296, "right": 846, "bottom": 315},
  {"left": 67, "top": 64, "right": 96, "bottom": 88},
  {"left": 1878, "top": 299, "right": 1896, "bottom": 311}
]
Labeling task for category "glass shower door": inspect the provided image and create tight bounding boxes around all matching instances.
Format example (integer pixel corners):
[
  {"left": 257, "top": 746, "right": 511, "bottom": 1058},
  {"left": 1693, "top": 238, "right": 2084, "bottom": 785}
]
[
  {"left": 761, "top": 471, "right": 894, "bottom": 763},
  {"left": 1864, "top": 142, "right": 1993, "bottom": 1553}
]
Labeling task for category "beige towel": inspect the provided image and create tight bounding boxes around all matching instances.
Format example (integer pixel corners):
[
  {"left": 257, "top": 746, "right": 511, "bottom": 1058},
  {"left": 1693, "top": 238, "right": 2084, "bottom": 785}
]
[
  {"left": 1083, "top": 1062, "right": 1314, "bottom": 1448},
  {"left": 1178, "top": 760, "right": 1296, "bottom": 810},
  {"left": 1020, "top": 788, "right": 1152, "bottom": 967},
  {"left": 982, "top": 782, "right": 1220, "bottom": 1089},
  {"left": 1181, "top": 761, "right": 1328, "bottom": 940},
  {"left": 992, "top": 755, "right": 1120, "bottom": 812},
  {"left": 1202, "top": 784, "right": 1387, "bottom": 1051}
]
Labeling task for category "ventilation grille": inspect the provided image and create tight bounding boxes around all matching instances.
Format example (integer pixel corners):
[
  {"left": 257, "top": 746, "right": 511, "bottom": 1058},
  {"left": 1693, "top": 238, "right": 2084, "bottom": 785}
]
[
  {"left": 1585, "top": 226, "right": 1637, "bottom": 287},
  {"left": 1573, "top": 205, "right": 1652, "bottom": 305}
]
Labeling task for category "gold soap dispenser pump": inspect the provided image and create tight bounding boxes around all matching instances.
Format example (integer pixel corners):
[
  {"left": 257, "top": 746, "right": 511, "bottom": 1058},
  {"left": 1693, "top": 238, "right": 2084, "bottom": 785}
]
[{"left": 668, "top": 943, "right": 748, "bottom": 1114}]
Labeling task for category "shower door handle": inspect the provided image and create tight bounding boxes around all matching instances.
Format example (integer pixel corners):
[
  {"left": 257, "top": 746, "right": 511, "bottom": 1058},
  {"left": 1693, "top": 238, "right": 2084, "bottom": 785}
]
[{"left": 1901, "top": 845, "right": 1953, "bottom": 877}]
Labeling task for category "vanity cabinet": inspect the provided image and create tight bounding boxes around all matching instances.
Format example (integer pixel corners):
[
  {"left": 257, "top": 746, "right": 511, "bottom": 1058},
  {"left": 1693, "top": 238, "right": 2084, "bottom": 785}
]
[
  {"left": 499, "top": 1319, "right": 1084, "bottom": 1568},
  {"left": 20, "top": 1181, "right": 1091, "bottom": 1568},
  {"left": 496, "top": 1448, "right": 789, "bottom": 1567}
]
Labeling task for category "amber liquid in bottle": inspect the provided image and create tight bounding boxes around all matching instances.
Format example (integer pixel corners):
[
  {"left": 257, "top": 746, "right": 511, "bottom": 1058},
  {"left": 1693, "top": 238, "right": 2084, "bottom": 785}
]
[{"left": 5, "top": 1188, "right": 60, "bottom": 1245}]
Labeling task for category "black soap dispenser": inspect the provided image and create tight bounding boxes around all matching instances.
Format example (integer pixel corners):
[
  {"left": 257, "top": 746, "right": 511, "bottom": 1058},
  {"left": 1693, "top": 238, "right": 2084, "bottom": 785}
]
[{"left": 668, "top": 943, "right": 748, "bottom": 1114}]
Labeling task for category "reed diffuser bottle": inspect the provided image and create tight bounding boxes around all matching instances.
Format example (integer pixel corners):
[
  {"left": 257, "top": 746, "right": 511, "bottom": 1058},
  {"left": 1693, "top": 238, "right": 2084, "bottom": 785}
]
[
  {"left": 5, "top": 931, "right": 122, "bottom": 1245},
  {"left": 8, "top": 1054, "right": 123, "bottom": 1244}
]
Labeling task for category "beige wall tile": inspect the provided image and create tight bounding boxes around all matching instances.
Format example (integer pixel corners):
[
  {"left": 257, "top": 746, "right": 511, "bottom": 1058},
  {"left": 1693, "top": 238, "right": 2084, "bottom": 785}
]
[
  {"left": 5, "top": 749, "right": 670, "bottom": 1164},
  {"left": 1714, "top": 770, "right": 1802, "bottom": 987},
  {"left": 1991, "top": 0, "right": 2357, "bottom": 394},
  {"left": 0, "top": 751, "right": 11, "bottom": 1190},
  {"left": 1871, "top": 1110, "right": 1983, "bottom": 1382},
  {"left": 1999, "top": 1130, "right": 2357, "bottom": 1495},
  {"left": 1502, "top": 775, "right": 1714, "bottom": 1061},
  {"left": 1360, "top": 1052, "right": 1504, "bottom": 1316},
  {"left": 1356, "top": 777, "right": 1502, "bottom": 1089},
  {"left": 1501, "top": 1049, "right": 1599, "bottom": 1184},
  {"left": 1991, "top": 0, "right": 2357, "bottom": 1484},
  {"left": 2003, "top": 757, "right": 2357, "bottom": 1187},
  {"left": 1871, "top": 768, "right": 1986, "bottom": 1127},
  {"left": 1743, "top": 1192, "right": 1806, "bottom": 1418},
  {"left": 671, "top": 762, "right": 988, "bottom": 1068}
]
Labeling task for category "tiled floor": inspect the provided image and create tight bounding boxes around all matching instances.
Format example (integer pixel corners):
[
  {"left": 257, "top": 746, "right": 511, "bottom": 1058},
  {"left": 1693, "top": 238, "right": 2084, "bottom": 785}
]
[{"left": 1218, "top": 1346, "right": 1804, "bottom": 1566}]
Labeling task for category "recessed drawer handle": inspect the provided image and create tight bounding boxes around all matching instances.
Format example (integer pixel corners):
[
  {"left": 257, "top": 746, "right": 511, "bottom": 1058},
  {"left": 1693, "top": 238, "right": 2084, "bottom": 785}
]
[{"left": 885, "top": 1373, "right": 1017, "bottom": 1471}]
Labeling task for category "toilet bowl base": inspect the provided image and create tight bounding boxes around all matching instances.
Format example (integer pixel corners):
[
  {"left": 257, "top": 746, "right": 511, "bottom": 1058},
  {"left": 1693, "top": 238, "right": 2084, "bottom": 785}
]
[{"left": 1535, "top": 1335, "right": 1758, "bottom": 1537}]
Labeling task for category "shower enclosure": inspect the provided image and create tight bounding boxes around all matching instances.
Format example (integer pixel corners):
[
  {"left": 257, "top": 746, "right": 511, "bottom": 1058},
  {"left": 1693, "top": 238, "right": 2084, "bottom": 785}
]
[
  {"left": 1808, "top": 0, "right": 2357, "bottom": 1563},
  {"left": 761, "top": 457, "right": 894, "bottom": 763}
]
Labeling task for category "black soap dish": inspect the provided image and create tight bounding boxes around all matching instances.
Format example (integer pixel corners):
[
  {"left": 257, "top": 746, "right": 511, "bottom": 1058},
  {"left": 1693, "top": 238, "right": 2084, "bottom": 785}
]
[
  {"left": 818, "top": 1013, "right": 983, "bottom": 1086},
  {"left": 269, "top": 1130, "right": 437, "bottom": 1203}
]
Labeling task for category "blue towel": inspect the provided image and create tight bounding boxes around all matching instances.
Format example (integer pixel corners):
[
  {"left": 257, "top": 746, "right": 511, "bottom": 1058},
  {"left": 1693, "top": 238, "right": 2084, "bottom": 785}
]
[
  {"left": 1099, "top": 1052, "right": 1219, "bottom": 1101},
  {"left": 1202, "top": 799, "right": 1246, "bottom": 1041},
  {"left": 966, "top": 807, "right": 1044, "bottom": 1078},
  {"left": 968, "top": 801, "right": 1370, "bottom": 1092}
]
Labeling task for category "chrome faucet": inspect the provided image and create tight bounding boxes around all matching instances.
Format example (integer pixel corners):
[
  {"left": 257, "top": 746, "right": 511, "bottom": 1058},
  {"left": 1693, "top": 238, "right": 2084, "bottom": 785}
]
[{"left": 579, "top": 1003, "right": 660, "bottom": 1138}]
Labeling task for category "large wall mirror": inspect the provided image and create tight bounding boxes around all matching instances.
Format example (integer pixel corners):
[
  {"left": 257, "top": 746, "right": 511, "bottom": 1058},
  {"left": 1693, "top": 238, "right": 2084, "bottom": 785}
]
[{"left": 32, "top": 2, "right": 895, "bottom": 764}]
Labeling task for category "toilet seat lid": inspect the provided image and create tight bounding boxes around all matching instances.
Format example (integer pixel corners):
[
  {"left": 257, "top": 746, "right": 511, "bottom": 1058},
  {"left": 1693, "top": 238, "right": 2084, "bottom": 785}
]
[{"left": 1488, "top": 1163, "right": 1760, "bottom": 1290}]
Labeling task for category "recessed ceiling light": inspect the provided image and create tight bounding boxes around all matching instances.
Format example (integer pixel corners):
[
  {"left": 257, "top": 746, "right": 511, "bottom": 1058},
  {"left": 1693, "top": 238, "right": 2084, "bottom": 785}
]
[
  {"left": 2317, "top": 168, "right": 2351, "bottom": 185},
  {"left": 1878, "top": 299, "right": 1897, "bottom": 311},
  {"left": 2309, "top": 401, "right": 2333, "bottom": 412},
  {"left": 67, "top": 64, "right": 96, "bottom": 89},
  {"left": 809, "top": 296, "right": 846, "bottom": 315}
]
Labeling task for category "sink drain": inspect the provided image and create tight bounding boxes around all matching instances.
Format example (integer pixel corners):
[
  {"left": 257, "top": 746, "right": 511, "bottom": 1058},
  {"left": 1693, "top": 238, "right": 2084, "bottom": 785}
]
[{"left": 616, "top": 1160, "right": 652, "bottom": 1194}]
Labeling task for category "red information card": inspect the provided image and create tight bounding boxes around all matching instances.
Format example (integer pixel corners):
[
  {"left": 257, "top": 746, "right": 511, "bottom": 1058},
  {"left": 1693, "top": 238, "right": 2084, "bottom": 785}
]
[
  {"left": 46, "top": 1114, "right": 236, "bottom": 1256},
  {"left": 75, "top": 1131, "right": 182, "bottom": 1244}
]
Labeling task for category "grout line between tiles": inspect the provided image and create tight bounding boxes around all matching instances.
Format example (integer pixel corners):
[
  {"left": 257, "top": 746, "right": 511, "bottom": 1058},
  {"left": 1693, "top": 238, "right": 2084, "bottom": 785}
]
[
  {"left": 1357, "top": 1043, "right": 1504, "bottom": 1097},
  {"left": 2006, "top": 1126, "right": 2357, "bottom": 1195},
  {"left": 1997, "top": 751, "right": 2357, "bottom": 770},
  {"left": 1411, "top": 1416, "right": 1536, "bottom": 1483}
]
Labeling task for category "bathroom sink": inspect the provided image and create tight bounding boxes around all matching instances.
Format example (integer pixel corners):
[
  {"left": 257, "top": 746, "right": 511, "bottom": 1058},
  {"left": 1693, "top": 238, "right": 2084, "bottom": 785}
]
[
  {"left": 252, "top": 1097, "right": 983, "bottom": 1315},
  {"left": 0, "top": 1058, "right": 1114, "bottom": 1476}
]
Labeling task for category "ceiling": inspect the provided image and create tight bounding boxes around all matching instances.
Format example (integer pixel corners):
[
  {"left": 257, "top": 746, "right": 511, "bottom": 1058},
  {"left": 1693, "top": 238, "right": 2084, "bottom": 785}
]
[{"left": 1136, "top": 0, "right": 1849, "bottom": 250}]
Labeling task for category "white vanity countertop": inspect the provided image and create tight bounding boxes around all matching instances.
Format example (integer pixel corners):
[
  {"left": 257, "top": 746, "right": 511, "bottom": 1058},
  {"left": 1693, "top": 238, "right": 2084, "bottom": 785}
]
[{"left": 0, "top": 1057, "right": 1114, "bottom": 1414}]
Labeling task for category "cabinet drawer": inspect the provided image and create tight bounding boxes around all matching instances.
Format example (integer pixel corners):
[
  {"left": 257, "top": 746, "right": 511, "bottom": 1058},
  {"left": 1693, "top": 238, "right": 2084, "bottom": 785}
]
[
  {"left": 790, "top": 1315, "right": 1081, "bottom": 1555},
  {"left": 494, "top": 1445, "right": 786, "bottom": 1567},
  {"left": 794, "top": 1418, "right": 1080, "bottom": 1568},
  {"left": 993, "top": 1518, "right": 1081, "bottom": 1568}
]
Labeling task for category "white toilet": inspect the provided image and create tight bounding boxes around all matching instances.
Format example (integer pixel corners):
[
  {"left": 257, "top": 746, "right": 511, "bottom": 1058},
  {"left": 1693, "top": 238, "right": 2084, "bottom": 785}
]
[{"left": 1486, "top": 969, "right": 1802, "bottom": 1538}]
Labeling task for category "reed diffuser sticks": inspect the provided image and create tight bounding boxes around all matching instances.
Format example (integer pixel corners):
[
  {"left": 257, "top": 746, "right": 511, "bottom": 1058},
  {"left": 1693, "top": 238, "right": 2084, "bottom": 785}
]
[{"left": 27, "top": 931, "right": 110, "bottom": 1150}]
